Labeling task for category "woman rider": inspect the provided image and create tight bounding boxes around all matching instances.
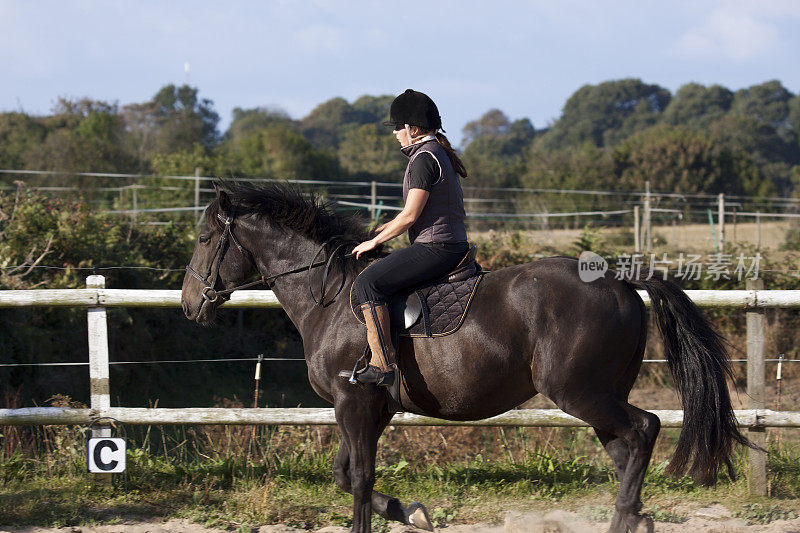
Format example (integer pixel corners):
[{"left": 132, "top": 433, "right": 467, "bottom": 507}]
[{"left": 351, "top": 89, "right": 469, "bottom": 386}]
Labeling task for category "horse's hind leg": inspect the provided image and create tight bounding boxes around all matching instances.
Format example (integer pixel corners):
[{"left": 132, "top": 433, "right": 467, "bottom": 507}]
[
  {"left": 595, "top": 429, "right": 628, "bottom": 481},
  {"left": 594, "top": 428, "right": 633, "bottom": 533},
  {"left": 562, "top": 398, "right": 660, "bottom": 533}
]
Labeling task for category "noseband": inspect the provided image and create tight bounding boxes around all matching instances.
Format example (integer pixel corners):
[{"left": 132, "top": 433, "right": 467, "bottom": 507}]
[{"left": 185, "top": 205, "right": 355, "bottom": 306}]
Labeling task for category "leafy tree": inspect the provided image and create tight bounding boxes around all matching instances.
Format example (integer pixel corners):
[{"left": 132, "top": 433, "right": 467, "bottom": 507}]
[
  {"left": 514, "top": 141, "right": 619, "bottom": 225},
  {"left": 300, "top": 95, "right": 393, "bottom": 151},
  {"left": 219, "top": 122, "right": 342, "bottom": 180},
  {"left": 461, "top": 135, "right": 524, "bottom": 189},
  {"left": 462, "top": 114, "right": 536, "bottom": 189},
  {"left": 298, "top": 95, "right": 400, "bottom": 179},
  {"left": 0, "top": 112, "right": 47, "bottom": 171},
  {"left": 541, "top": 79, "right": 671, "bottom": 149},
  {"left": 523, "top": 141, "right": 615, "bottom": 190},
  {"left": 224, "top": 107, "right": 294, "bottom": 141},
  {"left": 351, "top": 95, "right": 394, "bottom": 124},
  {"left": 662, "top": 83, "right": 733, "bottom": 128},
  {"left": 138, "top": 144, "right": 219, "bottom": 212},
  {"left": 706, "top": 114, "right": 798, "bottom": 194},
  {"left": 122, "top": 84, "right": 220, "bottom": 162},
  {"left": 730, "top": 80, "right": 794, "bottom": 141},
  {"left": 463, "top": 109, "right": 513, "bottom": 146},
  {"left": 31, "top": 99, "right": 136, "bottom": 178},
  {"left": 337, "top": 123, "right": 405, "bottom": 180},
  {"left": 508, "top": 118, "right": 536, "bottom": 141},
  {"left": 789, "top": 95, "right": 800, "bottom": 140},
  {"left": 151, "top": 144, "right": 216, "bottom": 177},
  {"left": 220, "top": 107, "right": 297, "bottom": 164},
  {"left": 612, "top": 124, "right": 772, "bottom": 197},
  {"left": 300, "top": 97, "right": 361, "bottom": 149}
]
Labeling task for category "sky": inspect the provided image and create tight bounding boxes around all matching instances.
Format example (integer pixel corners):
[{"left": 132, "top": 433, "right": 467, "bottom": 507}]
[{"left": 1, "top": 0, "right": 799, "bottom": 147}]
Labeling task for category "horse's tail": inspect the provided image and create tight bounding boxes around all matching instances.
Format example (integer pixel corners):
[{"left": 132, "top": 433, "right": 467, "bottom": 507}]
[{"left": 627, "top": 275, "right": 756, "bottom": 485}]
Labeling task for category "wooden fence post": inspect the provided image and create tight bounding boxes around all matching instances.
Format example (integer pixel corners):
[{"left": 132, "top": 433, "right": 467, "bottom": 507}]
[
  {"left": 370, "top": 181, "right": 377, "bottom": 221},
  {"left": 131, "top": 186, "right": 138, "bottom": 224},
  {"left": 643, "top": 181, "right": 652, "bottom": 252},
  {"left": 746, "top": 277, "right": 767, "bottom": 495},
  {"left": 194, "top": 167, "right": 201, "bottom": 215},
  {"left": 87, "top": 275, "right": 110, "bottom": 423},
  {"left": 87, "top": 275, "right": 112, "bottom": 483},
  {"left": 756, "top": 212, "right": 761, "bottom": 251}
]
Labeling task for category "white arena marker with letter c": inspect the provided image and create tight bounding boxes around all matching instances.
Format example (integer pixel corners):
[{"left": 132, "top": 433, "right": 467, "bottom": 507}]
[{"left": 87, "top": 438, "right": 126, "bottom": 473}]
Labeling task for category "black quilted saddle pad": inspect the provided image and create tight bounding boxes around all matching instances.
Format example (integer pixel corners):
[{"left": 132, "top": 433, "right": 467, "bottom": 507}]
[{"left": 350, "top": 273, "right": 484, "bottom": 338}]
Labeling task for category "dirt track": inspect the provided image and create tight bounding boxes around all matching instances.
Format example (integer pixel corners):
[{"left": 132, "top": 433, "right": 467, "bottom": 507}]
[{"left": 4, "top": 508, "right": 800, "bottom": 533}]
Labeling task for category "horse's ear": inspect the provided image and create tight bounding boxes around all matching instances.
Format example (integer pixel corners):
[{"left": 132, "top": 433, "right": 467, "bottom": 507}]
[{"left": 214, "top": 183, "right": 232, "bottom": 213}]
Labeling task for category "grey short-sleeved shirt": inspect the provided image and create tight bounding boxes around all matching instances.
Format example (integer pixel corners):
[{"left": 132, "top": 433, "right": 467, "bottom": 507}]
[{"left": 406, "top": 152, "right": 439, "bottom": 191}]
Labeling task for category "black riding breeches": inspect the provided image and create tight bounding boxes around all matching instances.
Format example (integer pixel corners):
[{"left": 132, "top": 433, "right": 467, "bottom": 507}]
[{"left": 352, "top": 241, "right": 469, "bottom": 305}]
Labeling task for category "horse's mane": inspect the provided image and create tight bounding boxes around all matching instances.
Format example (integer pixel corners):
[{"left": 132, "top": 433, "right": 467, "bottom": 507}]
[{"left": 207, "top": 180, "right": 374, "bottom": 267}]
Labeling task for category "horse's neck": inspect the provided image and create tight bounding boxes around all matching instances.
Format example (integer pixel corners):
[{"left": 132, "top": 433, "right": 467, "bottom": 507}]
[{"left": 254, "top": 231, "right": 350, "bottom": 337}]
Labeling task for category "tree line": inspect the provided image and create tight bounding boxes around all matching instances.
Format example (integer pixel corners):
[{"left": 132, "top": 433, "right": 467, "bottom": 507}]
[{"left": 1, "top": 79, "right": 798, "bottom": 198}]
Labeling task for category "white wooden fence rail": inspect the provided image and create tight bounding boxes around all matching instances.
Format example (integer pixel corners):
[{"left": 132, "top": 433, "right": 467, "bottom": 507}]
[
  {"left": 5, "top": 287, "right": 800, "bottom": 309},
  {"left": 1, "top": 276, "right": 797, "bottom": 496},
  {"left": 1, "top": 406, "right": 798, "bottom": 428}
]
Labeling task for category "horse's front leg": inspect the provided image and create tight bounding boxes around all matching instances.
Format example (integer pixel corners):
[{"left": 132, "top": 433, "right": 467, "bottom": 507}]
[
  {"left": 334, "top": 388, "right": 384, "bottom": 533},
  {"left": 334, "top": 425, "right": 433, "bottom": 530}
]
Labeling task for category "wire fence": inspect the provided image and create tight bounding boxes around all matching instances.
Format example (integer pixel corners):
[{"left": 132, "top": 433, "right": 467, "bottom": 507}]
[
  {"left": 0, "top": 355, "right": 796, "bottom": 368},
  {"left": 0, "top": 356, "right": 302, "bottom": 367},
  {"left": 4, "top": 168, "right": 800, "bottom": 225}
]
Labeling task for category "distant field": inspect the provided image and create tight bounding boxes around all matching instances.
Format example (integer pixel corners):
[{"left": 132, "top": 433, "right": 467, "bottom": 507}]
[{"left": 474, "top": 221, "right": 793, "bottom": 253}]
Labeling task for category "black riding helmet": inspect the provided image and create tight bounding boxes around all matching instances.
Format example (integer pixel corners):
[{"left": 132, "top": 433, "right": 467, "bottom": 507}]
[{"left": 383, "top": 89, "right": 445, "bottom": 132}]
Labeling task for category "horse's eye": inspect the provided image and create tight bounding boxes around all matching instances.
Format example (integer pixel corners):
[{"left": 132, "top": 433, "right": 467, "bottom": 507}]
[{"left": 198, "top": 234, "right": 211, "bottom": 244}]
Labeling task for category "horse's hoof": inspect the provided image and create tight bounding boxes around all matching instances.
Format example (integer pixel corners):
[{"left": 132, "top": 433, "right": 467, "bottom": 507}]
[
  {"left": 626, "top": 515, "right": 654, "bottom": 533},
  {"left": 406, "top": 501, "right": 434, "bottom": 531}
]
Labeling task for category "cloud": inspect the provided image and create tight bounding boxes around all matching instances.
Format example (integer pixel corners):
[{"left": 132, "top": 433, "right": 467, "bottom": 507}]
[
  {"left": 737, "top": 0, "right": 800, "bottom": 19},
  {"left": 676, "top": 7, "right": 781, "bottom": 61}
]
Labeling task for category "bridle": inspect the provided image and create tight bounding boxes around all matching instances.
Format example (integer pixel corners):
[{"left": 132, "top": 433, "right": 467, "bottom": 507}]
[
  {"left": 185, "top": 206, "right": 256, "bottom": 304},
  {"left": 185, "top": 205, "right": 356, "bottom": 306}
]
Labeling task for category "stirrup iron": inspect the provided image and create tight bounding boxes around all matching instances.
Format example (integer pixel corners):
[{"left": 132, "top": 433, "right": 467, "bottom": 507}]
[
  {"left": 339, "top": 348, "right": 369, "bottom": 384},
  {"left": 354, "top": 364, "right": 395, "bottom": 386}
]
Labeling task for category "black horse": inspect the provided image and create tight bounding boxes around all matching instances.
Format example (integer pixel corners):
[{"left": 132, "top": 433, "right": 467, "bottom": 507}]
[{"left": 181, "top": 182, "right": 752, "bottom": 533}]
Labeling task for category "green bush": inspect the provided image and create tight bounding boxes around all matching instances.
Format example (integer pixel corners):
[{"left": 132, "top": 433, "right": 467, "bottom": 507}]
[{"left": 0, "top": 186, "right": 187, "bottom": 290}]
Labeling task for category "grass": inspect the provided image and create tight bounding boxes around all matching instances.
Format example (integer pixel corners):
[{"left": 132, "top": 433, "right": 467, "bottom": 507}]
[{"left": 2, "top": 419, "right": 800, "bottom": 530}]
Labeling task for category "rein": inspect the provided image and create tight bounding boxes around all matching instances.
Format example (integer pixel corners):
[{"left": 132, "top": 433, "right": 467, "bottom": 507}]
[{"left": 185, "top": 207, "right": 356, "bottom": 306}]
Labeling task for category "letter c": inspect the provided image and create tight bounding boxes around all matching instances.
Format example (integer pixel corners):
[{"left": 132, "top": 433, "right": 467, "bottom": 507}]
[{"left": 93, "top": 440, "right": 119, "bottom": 471}]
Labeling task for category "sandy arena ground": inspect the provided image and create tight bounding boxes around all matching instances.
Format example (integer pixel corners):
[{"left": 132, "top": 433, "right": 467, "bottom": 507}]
[{"left": 4, "top": 507, "right": 800, "bottom": 533}]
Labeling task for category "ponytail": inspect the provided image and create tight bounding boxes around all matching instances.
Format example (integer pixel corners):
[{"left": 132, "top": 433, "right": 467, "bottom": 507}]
[{"left": 435, "top": 132, "right": 468, "bottom": 178}]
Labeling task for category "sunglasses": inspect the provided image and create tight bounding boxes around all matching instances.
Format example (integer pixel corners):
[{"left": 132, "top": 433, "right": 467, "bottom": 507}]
[{"left": 392, "top": 123, "right": 406, "bottom": 132}]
